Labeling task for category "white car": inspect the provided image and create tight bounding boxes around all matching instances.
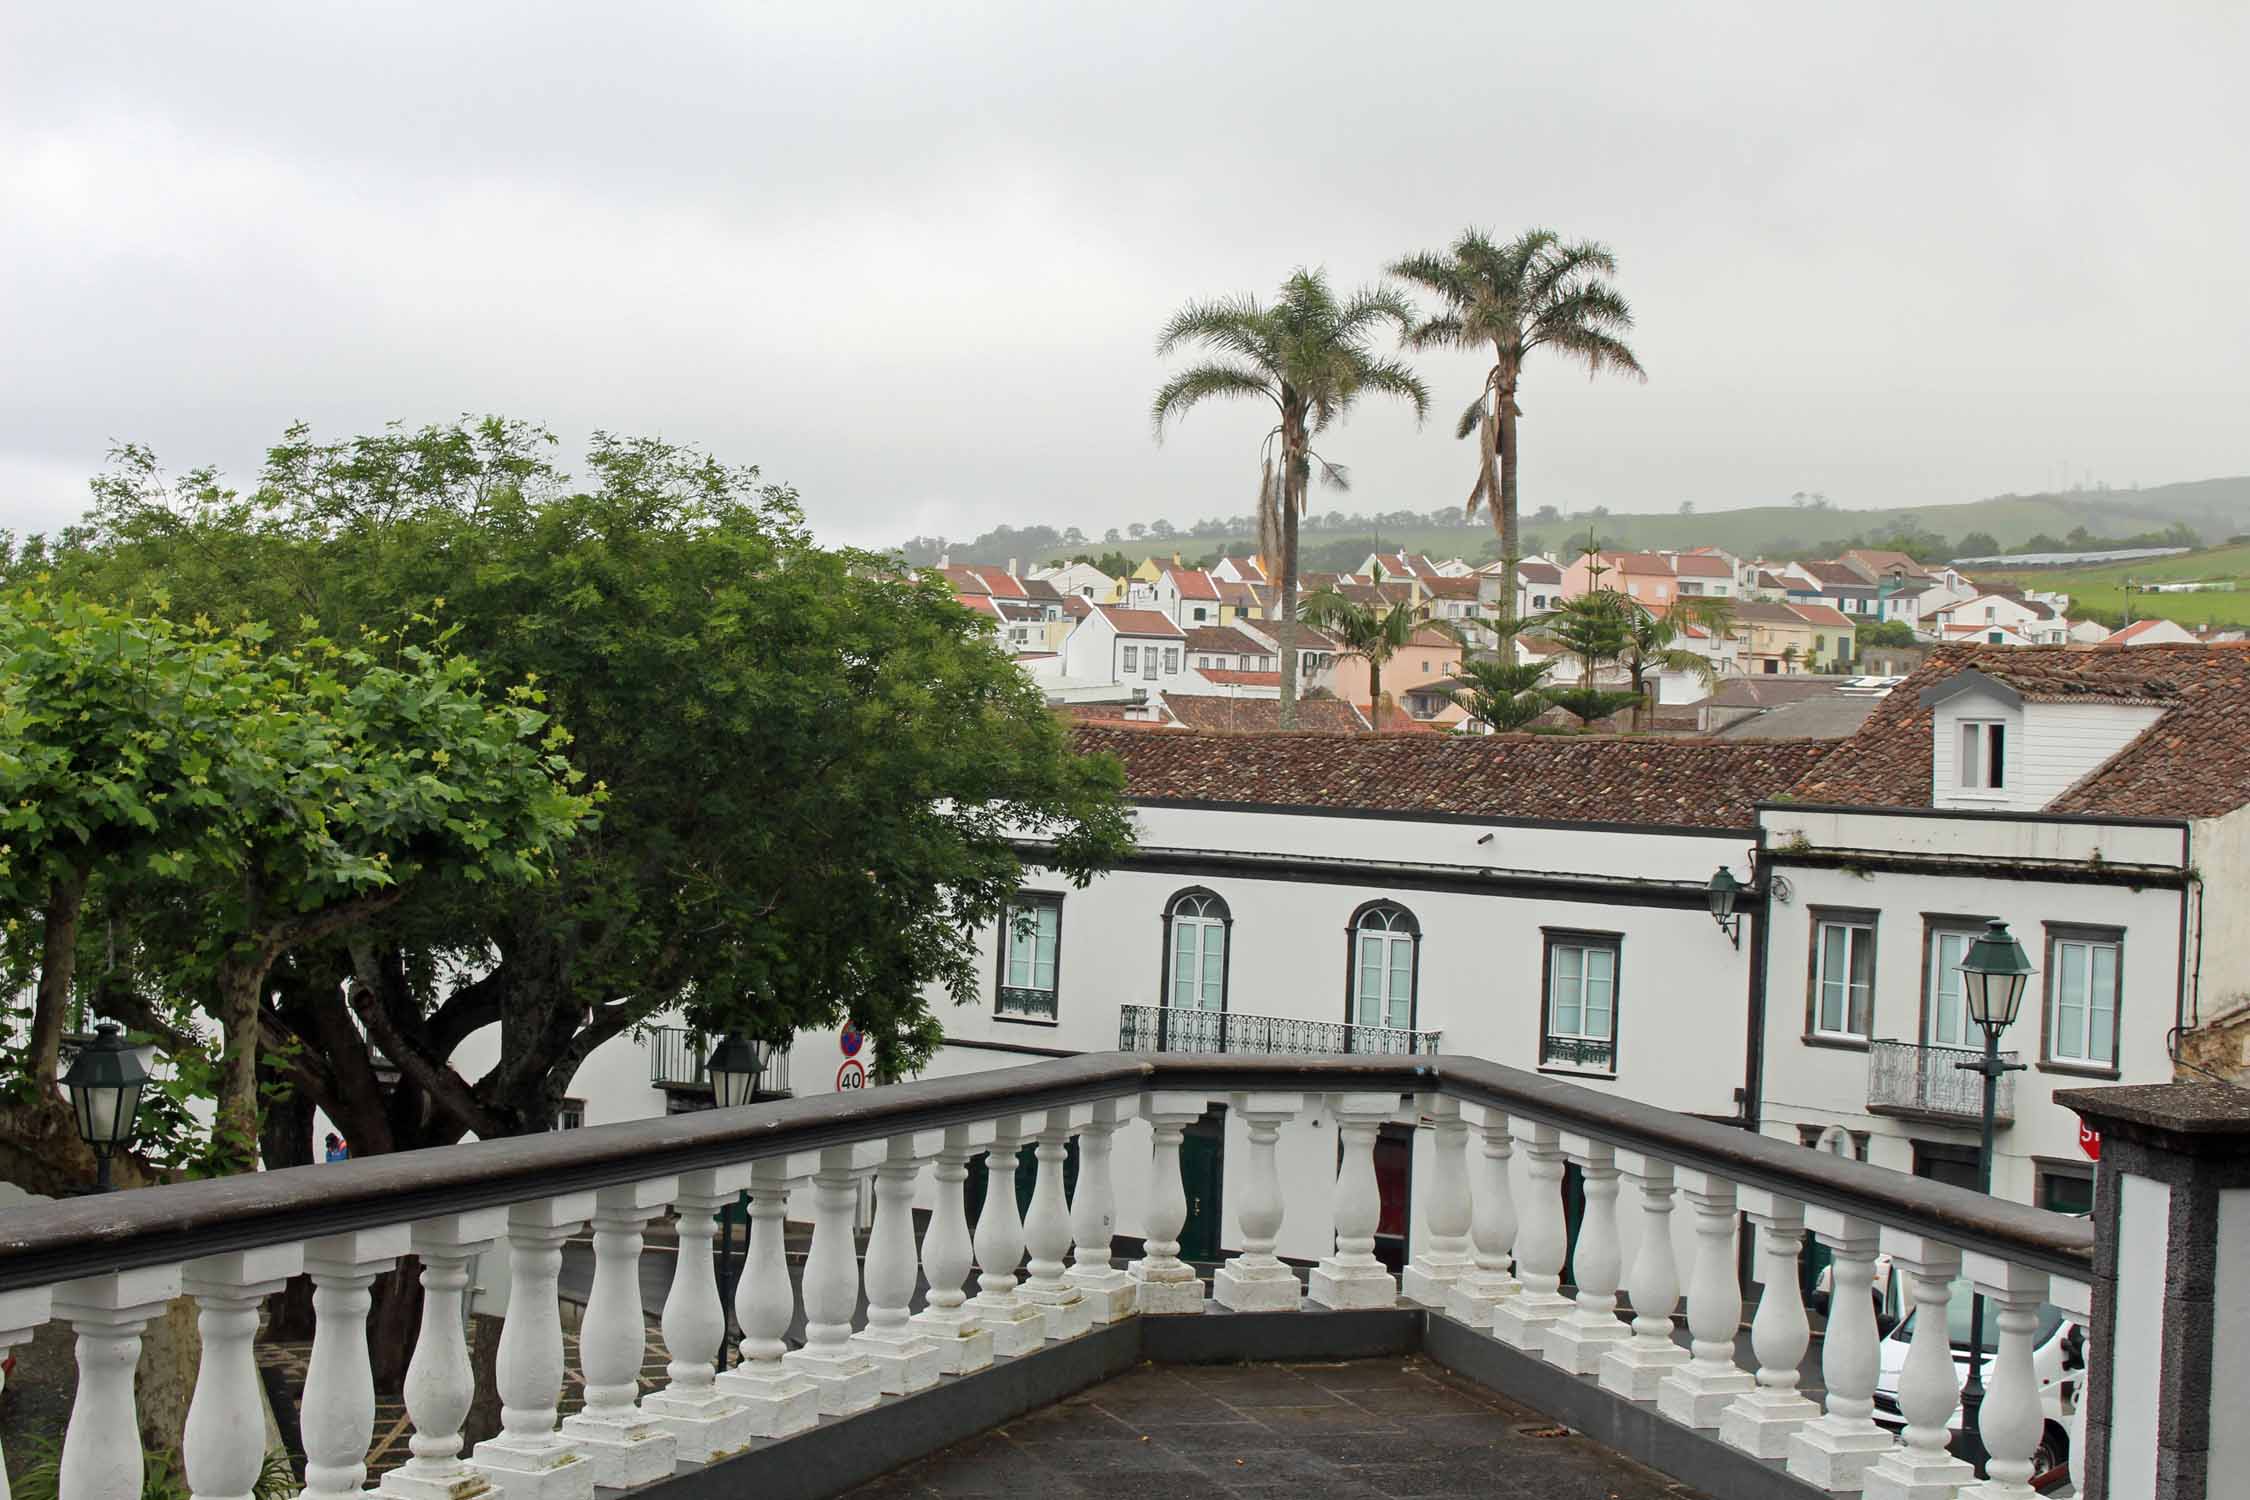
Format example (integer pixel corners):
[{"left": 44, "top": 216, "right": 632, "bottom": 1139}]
[{"left": 1868, "top": 1272, "right": 2079, "bottom": 1482}]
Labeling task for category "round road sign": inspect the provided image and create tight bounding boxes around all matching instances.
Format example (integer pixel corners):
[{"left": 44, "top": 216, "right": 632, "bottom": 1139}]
[
  {"left": 836, "top": 1057, "right": 867, "bottom": 1091},
  {"left": 840, "top": 1024, "right": 864, "bottom": 1059}
]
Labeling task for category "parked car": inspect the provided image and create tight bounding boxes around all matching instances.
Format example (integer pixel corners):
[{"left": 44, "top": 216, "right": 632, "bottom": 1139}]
[{"left": 1869, "top": 1272, "right": 2080, "bottom": 1482}]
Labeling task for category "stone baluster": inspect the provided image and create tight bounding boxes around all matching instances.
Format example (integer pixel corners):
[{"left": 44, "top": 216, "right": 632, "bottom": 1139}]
[
  {"left": 1721, "top": 1188, "right": 1820, "bottom": 1459},
  {"left": 1491, "top": 1120, "right": 1572, "bottom": 1348},
  {"left": 713, "top": 1156, "right": 820, "bottom": 1436},
  {"left": 850, "top": 1131, "right": 945, "bottom": 1391},
  {"left": 468, "top": 1194, "right": 597, "bottom": 1500},
  {"left": 302, "top": 1228, "right": 411, "bottom": 1500},
  {"left": 1655, "top": 1169, "right": 1754, "bottom": 1427},
  {"left": 1215, "top": 1092, "right": 1305, "bottom": 1311},
  {"left": 1788, "top": 1208, "right": 1896, "bottom": 1490},
  {"left": 1544, "top": 1134, "right": 1632, "bottom": 1373},
  {"left": 1019, "top": 1106, "right": 1093, "bottom": 1339},
  {"left": 1444, "top": 1104, "right": 1520, "bottom": 1328},
  {"left": 0, "top": 1287, "right": 50, "bottom": 1500},
  {"left": 1133, "top": 1093, "right": 1210, "bottom": 1313},
  {"left": 783, "top": 1144, "right": 882, "bottom": 1414},
  {"left": 970, "top": 1114, "right": 1051, "bottom": 1349},
  {"left": 642, "top": 1168, "right": 756, "bottom": 1462},
  {"left": 183, "top": 1247, "right": 303, "bottom": 1500},
  {"left": 56, "top": 1265, "right": 183, "bottom": 1500},
  {"left": 1402, "top": 1094, "right": 1476, "bottom": 1308},
  {"left": 375, "top": 1210, "right": 509, "bottom": 1500},
  {"left": 1309, "top": 1092, "right": 1401, "bottom": 1309},
  {"left": 559, "top": 1179, "right": 679, "bottom": 1486},
  {"left": 2047, "top": 1276, "right": 2092, "bottom": 1500},
  {"left": 1959, "top": 1256, "right": 2049, "bottom": 1500},
  {"left": 1862, "top": 1235, "right": 1974, "bottom": 1500},
  {"left": 1064, "top": 1100, "right": 1138, "bottom": 1323},
  {"left": 1599, "top": 1152, "right": 1690, "bottom": 1398},
  {"left": 909, "top": 1124, "right": 998, "bottom": 1371}
]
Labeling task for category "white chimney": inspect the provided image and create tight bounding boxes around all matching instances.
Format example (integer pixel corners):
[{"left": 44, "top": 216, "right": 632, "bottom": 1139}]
[{"left": 1007, "top": 557, "right": 1019, "bottom": 577}]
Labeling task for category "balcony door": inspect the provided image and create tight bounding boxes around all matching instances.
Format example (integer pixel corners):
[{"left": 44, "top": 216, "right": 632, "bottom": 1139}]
[
  {"left": 1161, "top": 890, "right": 1230, "bottom": 1052},
  {"left": 1350, "top": 902, "right": 1420, "bottom": 1034},
  {"left": 1924, "top": 924, "right": 1980, "bottom": 1047}
]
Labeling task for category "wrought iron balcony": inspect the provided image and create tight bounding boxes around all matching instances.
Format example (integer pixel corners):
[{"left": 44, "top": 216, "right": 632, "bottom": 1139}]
[
  {"left": 645, "top": 1025, "right": 793, "bottom": 1099},
  {"left": 996, "top": 986, "right": 1060, "bottom": 1020},
  {"left": 1117, "top": 1002, "right": 1442, "bottom": 1056},
  {"left": 1538, "top": 1034, "right": 1615, "bottom": 1072},
  {"left": 1865, "top": 1038, "right": 2016, "bottom": 1125}
]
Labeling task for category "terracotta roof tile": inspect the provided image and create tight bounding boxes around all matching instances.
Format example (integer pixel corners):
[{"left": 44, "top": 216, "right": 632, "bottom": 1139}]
[
  {"left": 1422, "top": 576, "right": 1482, "bottom": 599},
  {"left": 1094, "top": 605, "right": 1184, "bottom": 637},
  {"left": 1788, "top": 603, "right": 1855, "bottom": 628},
  {"left": 1196, "top": 669, "right": 1281, "bottom": 687},
  {"left": 1164, "top": 566, "right": 1221, "bottom": 601},
  {"left": 1157, "top": 697, "right": 1372, "bottom": 733},
  {"left": 1516, "top": 561, "right": 1565, "bottom": 584},
  {"left": 1183, "top": 626, "right": 1267, "bottom": 655},
  {"left": 1798, "top": 561, "right": 1866, "bottom": 587},
  {"left": 1670, "top": 553, "right": 1734, "bottom": 577}
]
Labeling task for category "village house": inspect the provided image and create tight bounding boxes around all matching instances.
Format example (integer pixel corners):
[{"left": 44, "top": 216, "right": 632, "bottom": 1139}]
[
  {"left": 1734, "top": 600, "right": 1836, "bottom": 674},
  {"left": 1328, "top": 624, "right": 1464, "bottom": 725},
  {"left": 1559, "top": 549, "right": 1677, "bottom": 607},
  {"left": 1928, "top": 591, "right": 2071, "bottom": 644},
  {"left": 1663, "top": 549, "right": 1737, "bottom": 598},
  {"left": 1030, "top": 560, "right": 1118, "bottom": 601},
  {"left": 2105, "top": 617, "right": 2198, "bottom": 646}
]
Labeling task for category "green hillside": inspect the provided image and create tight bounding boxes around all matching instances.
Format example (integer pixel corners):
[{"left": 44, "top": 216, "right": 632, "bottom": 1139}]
[{"left": 1982, "top": 543, "right": 2250, "bottom": 628}]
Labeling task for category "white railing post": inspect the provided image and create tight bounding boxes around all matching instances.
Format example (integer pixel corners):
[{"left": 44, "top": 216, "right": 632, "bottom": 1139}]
[
  {"left": 1788, "top": 1208, "right": 1896, "bottom": 1489},
  {"left": 301, "top": 1227, "right": 411, "bottom": 1500},
  {"left": 1402, "top": 1094, "right": 1475, "bottom": 1308},
  {"left": 0, "top": 1288, "right": 51, "bottom": 1500},
  {"left": 970, "top": 1114, "right": 1050, "bottom": 1350},
  {"left": 1064, "top": 1100, "right": 1138, "bottom": 1323},
  {"left": 783, "top": 1144, "right": 882, "bottom": 1414},
  {"left": 375, "top": 1210, "right": 509, "bottom": 1500},
  {"left": 850, "top": 1130, "right": 945, "bottom": 1391},
  {"left": 643, "top": 1168, "right": 756, "bottom": 1462},
  {"left": 468, "top": 1194, "right": 597, "bottom": 1500},
  {"left": 1655, "top": 1169, "right": 1753, "bottom": 1428},
  {"left": 2048, "top": 1275, "right": 2091, "bottom": 1500},
  {"left": 1863, "top": 1234, "right": 1975, "bottom": 1500},
  {"left": 1019, "top": 1106, "right": 1093, "bottom": 1339},
  {"left": 558, "top": 1178, "right": 679, "bottom": 1487},
  {"left": 1600, "top": 1151, "right": 1690, "bottom": 1399},
  {"left": 1214, "top": 1092, "right": 1305, "bottom": 1312},
  {"left": 56, "top": 1266, "right": 183, "bottom": 1500},
  {"left": 1544, "top": 1134, "right": 1631, "bottom": 1373},
  {"left": 910, "top": 1123, "right": 998, "bottom": 1371},
  {"left": 1491, "top": 1120, "right": 1571, "bottom": 1348},
  {"left": 713, "top": 1156, "right": 820, "bottom": 1436},
  {"left": 1959, "top": 1255, "right": 2049, "bottom": 1500},
  {"left": 1444, "top": 1104, "right": 1520, "bottom": 1328},
  {"left": 1309, "top": 1092, "right": 1400, "bottom": 1310},
  {"left": 1721, "top": 1189, "right": 1821, "bottom": 1459},
  {"left": 1133, "top": 1093, "right": 1209, "bottom": 1314},
  {"left": 183, "top": 1247, "right": 302, "bottom": 1500}
]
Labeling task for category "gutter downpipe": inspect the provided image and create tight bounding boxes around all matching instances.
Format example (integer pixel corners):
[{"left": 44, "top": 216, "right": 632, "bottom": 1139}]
[{"left": 1741, "top": 824, "right": 1773, "bottom": 1137}]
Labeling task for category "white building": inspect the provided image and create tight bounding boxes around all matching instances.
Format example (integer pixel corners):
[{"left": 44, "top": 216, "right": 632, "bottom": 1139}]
[
  {"left": 1056, "top": 604, "right": 1192, "bottom": 689},
  {"left": 1031, "top": 561, "right": 1117, "bottom": 601}
]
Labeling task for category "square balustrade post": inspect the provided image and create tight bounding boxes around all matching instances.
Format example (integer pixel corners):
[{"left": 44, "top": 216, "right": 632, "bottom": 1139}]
[
  {"left": 1064, "top": 1100, "right": 1140, "bottom": 1323},
  {"left": 1957, "top": 1255, "right": 2049, "bottom": 1500},
  {"left": 1214, "top": 1092, "right": 1306, "bottom": 1312},
  {"left": 303, "top": 1227, "right": 414, "bottom": 1500},
  {"left": 1134, "top": 1092, "right": 1212, "bottom": 1314},
  {"left": 558, "top": 1177, "right": 680, "bottom": 1487},
  {"left": 1401, "top": 1094, "right": 1475, "bottom": 1308},
  {"left": 1862, "top": 1233, "right": 1975, "bottom": 1500},
  {"left": 1308, "top": 1092, "right": 1403, "bottom": 1310}
]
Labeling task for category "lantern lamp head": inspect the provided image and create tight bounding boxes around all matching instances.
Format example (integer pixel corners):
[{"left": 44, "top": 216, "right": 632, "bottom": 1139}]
[
  {"left": 1959, "top": 918, "right": 2035, "bottom": 1033},
  {"left": 1707, "top": 866, "right": 1744, "bottom": 948},
  {"left": 705, "top": 1031, "right": 764, "bottom": 1110},
  {"left": 62, "top": 1023, "right": 150, "bottom": 1191}
]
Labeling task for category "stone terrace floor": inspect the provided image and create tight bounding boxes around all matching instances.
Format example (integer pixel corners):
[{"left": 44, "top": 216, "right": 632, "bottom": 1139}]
[{"left": 846, "top": 1357, "right": 1709, "bottom": 1500}]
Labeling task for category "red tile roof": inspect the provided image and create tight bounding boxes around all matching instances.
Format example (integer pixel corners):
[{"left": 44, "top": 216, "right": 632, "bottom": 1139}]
[
  {"left": 1156, "top": 696, "right": 1372, "bottom": 733},
  {"left": 1096, "top": 605, "right": 1184, "bottom": 637},
  {"left": 1164, "top": 566, "right": 1221, "bottom": 601},
  {"left": 954, "top": 592, "right": 1002, "bottom": 618},
  {"left": 1183, "top": 626, "right": 1268, "bottom": 656},
  {"left": 1516, "top": 561, "right": 1565, "bottom": 584},
  {"left": 1072, "top": 726, "right": 1833, "bottom": 827},
  {"left": 1422, "top": 576, "right": 1481, "bottom": 600},
  {"left": 1605, "top": 552, "right": 1675, "bottom": 576},
  {"left": 963, "top": 565, "right": 1029, "bottom": 599},
  {"left": 1798, "top": 561, "right": 1866, "bottom": 587},
  {"left": 1196, "top": 669, "right": 1282, "bottom": 687},
  {"left": 1670, "top": 553, "right": 1734, "bottom": 578},
  {"left": 1220, "top": 556, "right": 1268, "bottom": 583},
  {"left": 1788, "top": 603, "right": 1855, "bottom": 629}
]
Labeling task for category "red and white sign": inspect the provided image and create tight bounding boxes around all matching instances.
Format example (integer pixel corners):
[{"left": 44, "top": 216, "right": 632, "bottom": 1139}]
[
  {"left": 836, "top": 1057, "right": 867, "bottom": 1091},
  {"left": 2079, "top": 1122, "right": 2102, "bottom": 1161}
]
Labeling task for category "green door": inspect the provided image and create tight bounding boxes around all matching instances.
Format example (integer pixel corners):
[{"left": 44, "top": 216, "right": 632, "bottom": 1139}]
[{"left": 1179, "top": 1110, "right": 1226, "bottom": 1263}]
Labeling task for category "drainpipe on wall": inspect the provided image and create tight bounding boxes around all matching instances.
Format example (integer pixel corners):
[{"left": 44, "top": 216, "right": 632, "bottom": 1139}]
[{"left": 1739, "top": 825, "right": 1773, "bottom": 1136}]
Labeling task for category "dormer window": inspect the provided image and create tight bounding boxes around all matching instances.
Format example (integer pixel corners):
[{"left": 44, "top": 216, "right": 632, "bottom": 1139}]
[{"left": 1959, "top": 720, "right": 2006, "bottom": 790}]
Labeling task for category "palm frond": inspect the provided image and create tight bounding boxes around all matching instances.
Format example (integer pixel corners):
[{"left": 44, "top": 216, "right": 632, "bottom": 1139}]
[
  {"left": 1154, "top": 295, "right": 1272, "bottom": 362},
  {"left": 1354, "top": 358, "right": 1432, "bottom": 424},
  {"left": 1151, "top": 363, "right": 1276, "bottom": 439}
]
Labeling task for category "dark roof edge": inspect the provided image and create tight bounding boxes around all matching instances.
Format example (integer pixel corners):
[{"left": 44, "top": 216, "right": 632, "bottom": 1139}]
[
  {"left": 1126, "top": 795, "right": 1754, "bottom": 839},
  {"left": 1755, "top": 800, "right": 2190, "bottom": 832},
  {"left": 1918, "top": 668, "right": 2023, "bottom": 710}
]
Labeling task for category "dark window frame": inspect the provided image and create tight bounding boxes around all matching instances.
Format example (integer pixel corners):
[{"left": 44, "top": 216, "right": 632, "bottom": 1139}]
[
  {"left": 1159, "top": 886, "right": 1234, "bottom": 1016},
  {"left": 1342, "top": 899, "right": 1422, "bottom": 1036},
  {"left": 994, "top": 889, "right": 1065, "bottom": 1025},
  {"left": 1539, "top": 927, "right": 1623, "bottom": 1078},
  {"left": 1918, "top": 911, "right": 1994, "bottom": 1050},
  {"left": 1804, "top": 905, "right": 1880, "bottom": 1047},
  {"left": 2038, "top": 921, "right": 2125, "bottom": 1079}
]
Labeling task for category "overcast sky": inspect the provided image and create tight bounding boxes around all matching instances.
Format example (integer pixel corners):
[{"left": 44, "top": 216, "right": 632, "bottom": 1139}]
[{"left": 4, "top": 4, "right": 2245, "bottom": 548}]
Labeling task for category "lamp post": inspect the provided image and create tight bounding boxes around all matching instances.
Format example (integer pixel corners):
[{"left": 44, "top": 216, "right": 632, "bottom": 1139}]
[
  {"left": 1953, "top": 919, "right": 2033, "bottom": 1420},
  {"left": 61, "top": 1023, "right": 150, "bottom": 1193},
  {"left": 705, "top": 1032, "right": 765, "bottom": 1110},
  {"left": 1706, "top": 865, "right": 1743, "bottom": 949}
]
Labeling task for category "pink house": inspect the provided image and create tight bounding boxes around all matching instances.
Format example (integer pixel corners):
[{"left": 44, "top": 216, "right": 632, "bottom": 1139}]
[
  {"left": 1558, "top": 551, "right": 1677, "bottom": 607},
  {"left": 1327, "top": 625, "right": 1464, "bottom": 727}
]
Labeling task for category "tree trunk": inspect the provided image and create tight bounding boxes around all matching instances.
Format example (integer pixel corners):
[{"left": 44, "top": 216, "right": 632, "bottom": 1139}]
[
  {"left": 213, "top": 955, "right": 271, "bottom": 1173},
  {"left": 1276, "top": 415, "right": 1306, "bottom": 731},
  {"left": 29, "top": 863, "right": 90, "bottom": 1089},
  {"left": 1497, "top": 376, "right": 1521, "bottom": 611},
  {"left": 1369, "top": 659, "right": 1383, "bottom": 731}
]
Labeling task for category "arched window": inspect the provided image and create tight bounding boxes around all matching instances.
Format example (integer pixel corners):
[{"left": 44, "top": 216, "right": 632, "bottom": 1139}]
[
  {"left": 1163, "top": 889, "right": 1230, "bottom": 1012},
  {"left": 1349, "top": 902, "right": 1420, "bottom": 1031}
]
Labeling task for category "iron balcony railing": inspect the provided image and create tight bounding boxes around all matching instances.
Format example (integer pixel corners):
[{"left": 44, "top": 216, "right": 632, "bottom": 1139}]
[
  {"left": 1539, "top": 1035, "right": 1615, "bottom": 1073},
  {"left": 996, "top": 986, "right": 1060, "bottom": 1020},
  {"left": 645, "top": 1025, "right": 794, "bottom": 1099},
  {"left": 1865, "top": 1038, "right": 2015, "bottom": 1125},
  {"left": 1117, "top": 1002, "right": 1442, "bottom": 1056}
]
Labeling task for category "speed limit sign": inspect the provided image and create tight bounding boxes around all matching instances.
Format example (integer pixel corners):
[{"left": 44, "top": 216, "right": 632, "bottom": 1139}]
[{"left": 836, "top": 1058, "right": 867, "bottom": 1090}]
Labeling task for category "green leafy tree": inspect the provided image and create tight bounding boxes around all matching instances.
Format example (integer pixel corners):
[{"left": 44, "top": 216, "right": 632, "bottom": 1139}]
[
  {"left": 1858, "top": 618, "right": 1919, "bottom": 647},
  {"left": 1299, "top": 584, "right": 1457, "bottom": 731},
  {"left": 1618, "top": 602, "right": 1721, "bottom": 716},
  {"left": 1444, "top": 654, "right": 1555, "bottom": 731},
  {"left": 1152, "top": 270, "right": 1429, "bottom": 726},
  {"left": 1392, "top": 230, "right": 1644, "bottom": 611},
  {"left": 1956, "top": 531, "right": 2002, "bottom": 557}
]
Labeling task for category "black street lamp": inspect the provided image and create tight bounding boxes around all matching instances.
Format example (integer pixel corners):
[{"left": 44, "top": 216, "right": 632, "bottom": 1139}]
[
  {"left": 61, "top": 1023, "right": 150, "bottom": 1193},
  {"left": 1706, "top": 866, "right": 1744, "bottom": 948},
  {"left": 706, "top": 1032, "right": 764, "bottom": 1110},
  {"left": 1953, "top": 919, "right": 2034, "bottom": 1420}
]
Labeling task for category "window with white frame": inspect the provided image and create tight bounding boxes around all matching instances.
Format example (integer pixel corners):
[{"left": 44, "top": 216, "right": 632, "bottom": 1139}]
[
  {"left": 1164, "top": 890, "right": 1229, "bottom": 1012},
  {"left": 1958, "top": 720, "right": 2007, "bottom": 789},
  {"left": 1924, "top": 922, "right": 1982, "bottom": 1047},
  {"left": 1350, "top": 903, "right": 1418, "bottom": 1031},
  {"left": 997, "top": 895, "right": 1061, "bottom": 1020},
  {"left": 1121, "top": 644, "right": 1138, "bottom": 674},
  {"left": 1809, "top": 911, "right": 1876, "bottom": 1039},
  {"left": 1163, "top": 648, "right": 1180, "bottom": 674},
  {"left": 2045, "top": 928, "right": 2120, "bottom": 1070},
  {"left": 1543, "top": 932, "right": 1619, "bottom": 1071}
]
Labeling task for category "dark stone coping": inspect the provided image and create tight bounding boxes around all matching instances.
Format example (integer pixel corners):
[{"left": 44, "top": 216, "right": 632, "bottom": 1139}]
[
  {"left": 2058, "top": 1082, "right": 2250, "bottom": 1152},
  {"left": 0, "top": 1052, "right": 2091, "bottom": 1293}
]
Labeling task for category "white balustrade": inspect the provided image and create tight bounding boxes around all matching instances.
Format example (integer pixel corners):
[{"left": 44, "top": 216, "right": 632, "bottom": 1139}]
[
  {"left": 910, "top": 1124, "right": 999, "bottom": 1371},
  {"left": 183, "top": 1247, "right": 302, "bottom": 1500},
  {"left": 1133, "top": 1093, "right": 1209, "bottom": 1314},
  {"left": 0, "top": 1287, "right": 50, "bottom": 1500},
  {"left": 559, "top": 1179, "right": 679, "bottom": 1486},
  {"left": 1720, "top": 1188, "right": 1820, "bottom": 1458},
  {"left": 303, "top": 1227, "right": 411, "bottom": 1500},
  {"left": 57, "top": 1265, "right": 183, "bottom": 1500},
  {"left": 1862, "top": 1235, "right": 1974, "bottom": 1500},
  {"left": 849, "top": 1131, "right": 946, "bottom": 1391},
  {"left": 1017, "top": 1107, "right": 1093, "bottom": 1339},
  {"left": 1656, "top": 1169, "right": 1753, "bottom": 1427},
  {"left": 783, "top": 1144, "right": 882, "bottom": 1414},
  {"left": 969, "top": 1114, "right": 1050, "bottom": 1350},
  {"left": 643, "top": 1168, "right": 758, "bottom": 1461},
  {"left": 712, "top": 1157, "right": 821, "bottom": 1436},
  {"left": 1444, "top": 1104, "right": 1520, "bottom": 1328},
  {"left": 1401, "top": 1094, "right": 1475, "bottom": 1308},
  {"left": 1544, "top": 1134, "right": 1632, "bottom": 1373},
  {"left": 1214, "top": 1092, "right": 1304, "bottom": 1312},
  {"left": 1786, "top": 1208, "right": 1896, "bottom": 1490},
  {"left": 378, "top": 1210, "right": 509, "bottom": 1500},
  {"left": 1958, "top": 1254, "right": 2049, "bottom": 1500},
  {"left": 1063, "top": 1100, "right": 1138, "bottom": 1322},
  {"left": 2048, "top": 1276, "right": 2092, "bottom": 1500},
  {"left": 1599, "top": 1151, "right": 1690, "bottom": 1399},
  {"left": 1309, "top": 1092, "right": 1400, "bottom": 1309},
  {"left": 468, "top": 1195, "right": 596, "bottom": 1500},
  {"left": 1491, "top": 1120, "right": 1572, "bottom": 1347}
]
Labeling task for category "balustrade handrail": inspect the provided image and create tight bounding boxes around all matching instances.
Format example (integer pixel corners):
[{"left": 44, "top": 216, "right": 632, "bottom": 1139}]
[{"left": 0, "top": 1050, "right": 2092, "bottom": 1294}]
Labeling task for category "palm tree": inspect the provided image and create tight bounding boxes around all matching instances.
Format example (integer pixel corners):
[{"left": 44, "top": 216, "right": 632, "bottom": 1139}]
[
  {"left": 1300, "top": 585, "right": 1459, "bottom": 731},
  {"left": 1618, "top": 603, "right": 1721, "bottom": 722},
  {"left": 1393, "top": 230, "right": 1645, "bottom": 613},
  {"left": 1153, "top": 270, "right": 1429, "bottom": 726},
  {"left": 1445, "top": 654, "right": 1555, "bottom": 732}
]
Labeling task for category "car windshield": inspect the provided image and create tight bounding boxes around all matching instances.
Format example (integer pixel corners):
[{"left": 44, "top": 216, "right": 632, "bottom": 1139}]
[{"left": 1887, "top": 1275, "right": 2065, "bottom": 1352}]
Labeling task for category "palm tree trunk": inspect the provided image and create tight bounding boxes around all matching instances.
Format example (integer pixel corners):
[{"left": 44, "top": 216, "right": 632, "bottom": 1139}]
[
  {"left": 1276, "top": 416, "right": 1306, "bottom": 730},
  {"left": 1369, "top": 658, "right": 1382, "bottom": 731},
  {"left": 1498, "top": 380, "right": 1521, "bottom": 585}
]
